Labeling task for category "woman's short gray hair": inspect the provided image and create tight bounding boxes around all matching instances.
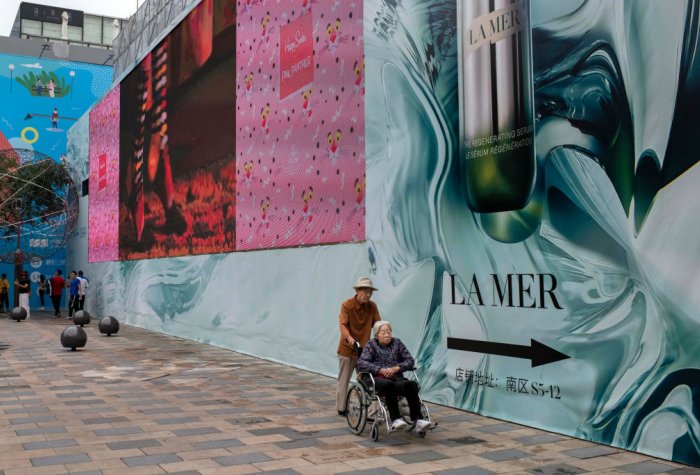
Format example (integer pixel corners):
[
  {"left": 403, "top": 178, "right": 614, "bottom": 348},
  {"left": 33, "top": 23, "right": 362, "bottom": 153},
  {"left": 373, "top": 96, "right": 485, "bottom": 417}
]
[{"left": 372, "top": 320, "right": 392, "bottom": 337}]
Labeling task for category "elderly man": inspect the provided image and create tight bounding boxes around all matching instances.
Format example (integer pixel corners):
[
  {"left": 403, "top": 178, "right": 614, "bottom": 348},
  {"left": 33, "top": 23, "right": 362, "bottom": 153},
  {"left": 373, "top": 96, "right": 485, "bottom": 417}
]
[
  {"left": 358, "top": 320, "right": 431, "bottom": 432},
  {"left": 336, "top": 277, "right": 381, "bottom": 416}
]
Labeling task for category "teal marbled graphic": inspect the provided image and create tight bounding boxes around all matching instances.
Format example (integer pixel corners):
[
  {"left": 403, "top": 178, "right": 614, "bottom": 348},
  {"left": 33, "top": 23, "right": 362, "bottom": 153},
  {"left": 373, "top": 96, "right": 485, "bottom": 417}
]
[{"left": 366, "top": 0, "right": 700, "bottom": 466}]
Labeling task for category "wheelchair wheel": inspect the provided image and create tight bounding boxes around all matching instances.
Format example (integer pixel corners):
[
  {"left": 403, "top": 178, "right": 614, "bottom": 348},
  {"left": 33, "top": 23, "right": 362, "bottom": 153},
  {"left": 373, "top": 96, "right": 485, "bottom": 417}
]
[
  {"left": 370, "top": 421, "right": 380, "bottom": 441},
  {"left": 346, "top": 384, "right": 368, "bottom": 435}
]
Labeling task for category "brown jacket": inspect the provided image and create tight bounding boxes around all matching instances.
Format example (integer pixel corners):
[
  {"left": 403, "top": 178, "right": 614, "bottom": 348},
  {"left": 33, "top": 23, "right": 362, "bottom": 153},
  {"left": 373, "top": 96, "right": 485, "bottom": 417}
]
[{"left": 337, "top": 296, "right": 381, "bottom": 357}]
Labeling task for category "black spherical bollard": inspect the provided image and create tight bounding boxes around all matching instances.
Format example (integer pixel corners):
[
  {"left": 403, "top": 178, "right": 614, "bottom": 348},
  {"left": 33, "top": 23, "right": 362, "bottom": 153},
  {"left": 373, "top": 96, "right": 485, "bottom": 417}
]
[
  {"left": 73, "top": 310, "right": 91, "bottom": 327},
  {"left": 10, "top": 307, "right": 27, "bottom": 322},
  {"left": 60, "top": 326, "right": 87, "bottom": 351},
  {"left": 98, "top": 316, "right": 120, "bottom": 336}
]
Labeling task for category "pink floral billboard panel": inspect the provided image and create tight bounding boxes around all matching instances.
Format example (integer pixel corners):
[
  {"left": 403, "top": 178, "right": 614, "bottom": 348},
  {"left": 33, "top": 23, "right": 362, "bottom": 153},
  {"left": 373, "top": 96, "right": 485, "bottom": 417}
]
[
  {"left": 235, "top": 0, "right": 365, "bottom": 250},
  {"left": 88, "top": 85, "right": 120, "bottom": 262}
]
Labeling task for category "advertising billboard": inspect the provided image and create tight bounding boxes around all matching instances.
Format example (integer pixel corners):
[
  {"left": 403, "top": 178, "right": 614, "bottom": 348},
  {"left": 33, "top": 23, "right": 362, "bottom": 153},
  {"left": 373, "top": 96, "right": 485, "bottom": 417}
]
[
  {"left": 118, "top": 0, "right": 236, "bottom": 260},
  {"left": 235, "top": 0, "right": 366, "bottom": 250},
  {"left": 89, "top": 86, "right": 120, "bottom": 262}
]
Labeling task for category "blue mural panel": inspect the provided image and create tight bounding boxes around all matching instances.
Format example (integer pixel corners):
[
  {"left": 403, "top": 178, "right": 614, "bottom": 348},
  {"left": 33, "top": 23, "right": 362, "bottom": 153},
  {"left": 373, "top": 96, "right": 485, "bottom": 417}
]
[
  {"left": 0, "top": 53, "right": 111, "bottom": 161},
  {"left": 0, "top": 53, "right": 111, "bottom": 308}
]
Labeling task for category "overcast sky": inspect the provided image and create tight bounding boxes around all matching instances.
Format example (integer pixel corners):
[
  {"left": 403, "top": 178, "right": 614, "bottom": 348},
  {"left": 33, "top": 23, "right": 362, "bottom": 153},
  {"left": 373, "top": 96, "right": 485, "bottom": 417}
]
[{"left": 0, "top": 0, "right": 140, "bottom": 37}]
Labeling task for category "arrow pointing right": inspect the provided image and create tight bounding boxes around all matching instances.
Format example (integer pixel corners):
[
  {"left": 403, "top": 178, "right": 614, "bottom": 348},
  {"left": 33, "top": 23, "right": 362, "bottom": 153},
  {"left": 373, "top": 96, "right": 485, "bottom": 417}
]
[{"left": 446, "top": 337, "right": 570, "bottom": 367}]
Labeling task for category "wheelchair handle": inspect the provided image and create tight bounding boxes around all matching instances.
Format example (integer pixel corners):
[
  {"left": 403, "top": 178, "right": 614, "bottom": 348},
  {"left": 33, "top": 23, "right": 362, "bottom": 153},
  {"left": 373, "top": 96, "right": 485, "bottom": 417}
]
[{"left": 352, "top": 341, "right": 362, "bottom": 356}]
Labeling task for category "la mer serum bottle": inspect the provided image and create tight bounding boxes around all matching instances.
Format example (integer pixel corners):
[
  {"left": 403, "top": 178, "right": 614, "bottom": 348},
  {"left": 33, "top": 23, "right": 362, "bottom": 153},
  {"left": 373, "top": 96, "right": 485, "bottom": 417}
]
[{"left": 458, "top": 0, "right": 536, "bottom": 213}]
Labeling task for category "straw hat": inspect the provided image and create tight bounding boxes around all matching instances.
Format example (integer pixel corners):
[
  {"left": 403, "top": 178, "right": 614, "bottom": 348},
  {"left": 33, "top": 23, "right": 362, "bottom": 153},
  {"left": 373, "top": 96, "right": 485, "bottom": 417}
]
[{"left": 353, "top": 277, "right": 378, "bottom": 291}]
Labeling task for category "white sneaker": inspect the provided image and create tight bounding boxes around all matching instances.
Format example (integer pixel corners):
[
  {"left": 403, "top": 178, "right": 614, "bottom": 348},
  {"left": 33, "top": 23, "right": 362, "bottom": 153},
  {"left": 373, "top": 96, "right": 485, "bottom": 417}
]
[
  {"left": 414, "top": 419, "right": 431, "bottom": 432},
  {"left": 390, "top": 418, "right": 408, "bottom": 431}
]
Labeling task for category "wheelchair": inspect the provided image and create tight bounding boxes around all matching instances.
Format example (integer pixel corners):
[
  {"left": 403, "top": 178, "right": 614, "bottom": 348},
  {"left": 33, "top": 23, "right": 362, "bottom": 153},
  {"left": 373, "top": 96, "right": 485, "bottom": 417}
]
[{"left": 345, "top": 369, "right": 437, "bottom": 441}]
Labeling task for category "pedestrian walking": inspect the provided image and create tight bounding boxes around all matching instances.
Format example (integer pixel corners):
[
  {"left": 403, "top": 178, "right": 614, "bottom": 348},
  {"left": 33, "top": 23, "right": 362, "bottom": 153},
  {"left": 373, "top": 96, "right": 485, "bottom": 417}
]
[
  {"left": 15, "top": 271, "right": 30, "bottom": 319},
  {"left": 67, "top": 271, "right": 80, "bottom": 318},
  {"left": 0, "top": 273, "right": 9, "bottom": 313},
  {"left": 77, "top": 270, "right": 89, "bottom": 310},
  {"left": 38, "top": 274, "right": 47, "bottom": 310},
  {"left": 49, "top": 269, "right": 65, "bottom": 318}
]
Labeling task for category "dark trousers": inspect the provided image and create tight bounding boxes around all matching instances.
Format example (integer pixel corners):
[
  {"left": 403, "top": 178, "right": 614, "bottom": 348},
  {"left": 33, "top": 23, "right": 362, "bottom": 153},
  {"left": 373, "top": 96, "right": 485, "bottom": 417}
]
[
  {"left": 78, "top": 296, "right": 85, "bottom": 310},
  {"left": 373, "top": 378, "right": 422, "bottom": 421},
  {"left": 51, "top": 295, "right": 61, "bottom": 316},
  {"left": 0, "top": 292, "right": 8, "bottom": 311},
  {"left": 39, "top": 290, "right": 45, "bottom": 307},
  {"left": 68, "top": 295, "right": 79, "bottom": 317}
]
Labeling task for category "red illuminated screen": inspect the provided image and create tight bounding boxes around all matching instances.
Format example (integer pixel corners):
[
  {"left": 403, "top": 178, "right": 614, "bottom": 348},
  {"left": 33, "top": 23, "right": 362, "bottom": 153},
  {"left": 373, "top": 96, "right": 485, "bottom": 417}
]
[{"left": 118, "top": 0, "right": 236, "bottom": 260}]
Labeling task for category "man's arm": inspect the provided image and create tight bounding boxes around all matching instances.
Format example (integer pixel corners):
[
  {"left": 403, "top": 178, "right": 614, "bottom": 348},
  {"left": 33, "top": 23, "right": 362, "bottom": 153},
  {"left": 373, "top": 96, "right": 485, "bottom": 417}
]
[{"left": 338, "top": 301, "right": 356, "bottom": 346}]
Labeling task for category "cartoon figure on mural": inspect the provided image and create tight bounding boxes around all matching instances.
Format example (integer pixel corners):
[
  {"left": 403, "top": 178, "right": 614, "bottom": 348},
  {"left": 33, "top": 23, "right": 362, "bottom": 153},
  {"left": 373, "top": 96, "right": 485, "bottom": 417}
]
[
  {"left": 341, "top": 57, "right": 365, "bottom": 110},
  {"left": 261, "top": 12, "right": 271, "bottom": 43},
  {"left": 354, "top": 178, "right": 364, "bottom": 212},
  {"left": 256, "top": 11, "right": 277, "bottom": 53},
  {"left": 326, "top": 129, "right": 341, "bottom": 165},
  {"left": 301, "top": 0, "right": 316, "bottom": 14},
  {"left": 22, "top": 108, "right": 76, "bottom": 132},
  {"left": 241, "top": 0, "right": 260, "bottom": 15},
  {"left": 51, "top": 108, "right": 58, "bottom": 129},
  {"left": 260, "top": 102, "right": 270, "bottom": 136},
  {"left": 301, "top": 87, "right": 313, "bottom": 118},
  {"left": 301, "top": 186, "right": 313, "bottom": 224},
  {"left": 353, "top": 58, "right": 365, "bottom": 96},
  {"left": 320, "top": 18, "right": 348, "bottom": 57},
  {"left": 243, "top": 160, "right": 254, "bottom": 188},
  {"left": 244, "top": 72, "right": 254, "bottom": 101},
  {"left": 16, "top": 70, "right": 71, "bottom": 98}
]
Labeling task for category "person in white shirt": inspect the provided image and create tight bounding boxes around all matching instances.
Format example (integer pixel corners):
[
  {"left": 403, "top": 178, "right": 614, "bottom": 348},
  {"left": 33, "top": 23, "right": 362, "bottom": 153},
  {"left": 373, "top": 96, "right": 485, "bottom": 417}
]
[{"left": 77, "top": 270, "right": 89, "bottom": 310}]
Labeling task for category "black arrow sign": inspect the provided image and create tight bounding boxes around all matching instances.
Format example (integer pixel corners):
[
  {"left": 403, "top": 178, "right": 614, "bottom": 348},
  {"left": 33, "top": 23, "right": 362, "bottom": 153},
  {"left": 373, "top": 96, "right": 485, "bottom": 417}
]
[{"left": 446, "top": 337, "right": 570, "bottom": 367}]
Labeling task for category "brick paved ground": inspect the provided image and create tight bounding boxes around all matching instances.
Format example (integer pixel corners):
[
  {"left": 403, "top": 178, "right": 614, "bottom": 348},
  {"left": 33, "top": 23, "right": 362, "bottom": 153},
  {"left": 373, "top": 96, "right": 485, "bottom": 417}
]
[{"left": 0, "top": 311, "right": 697, "bottom": 474}]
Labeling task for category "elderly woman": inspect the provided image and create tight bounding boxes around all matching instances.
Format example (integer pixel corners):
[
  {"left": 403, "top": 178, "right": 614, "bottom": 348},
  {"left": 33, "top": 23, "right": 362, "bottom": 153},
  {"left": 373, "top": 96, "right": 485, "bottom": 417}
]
[{"left": 357, "top": 320, "right": 431, "bottom": 432}]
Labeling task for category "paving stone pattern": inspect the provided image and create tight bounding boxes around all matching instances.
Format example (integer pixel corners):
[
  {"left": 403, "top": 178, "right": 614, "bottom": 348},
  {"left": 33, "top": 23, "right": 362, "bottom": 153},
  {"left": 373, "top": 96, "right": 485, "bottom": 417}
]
[{"left": 0, "top": 311, "right": 696, "bottom": 474}]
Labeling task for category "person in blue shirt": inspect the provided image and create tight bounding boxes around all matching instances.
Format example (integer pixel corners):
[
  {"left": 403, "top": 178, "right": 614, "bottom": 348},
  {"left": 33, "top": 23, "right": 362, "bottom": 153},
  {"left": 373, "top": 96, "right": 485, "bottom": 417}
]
[{"left": 67, "top": 271, "right": 80, "bottom": 318}]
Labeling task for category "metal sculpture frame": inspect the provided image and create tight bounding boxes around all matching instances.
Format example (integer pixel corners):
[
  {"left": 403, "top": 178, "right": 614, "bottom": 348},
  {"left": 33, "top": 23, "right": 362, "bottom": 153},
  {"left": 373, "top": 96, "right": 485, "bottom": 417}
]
[{"left": 0, "top": 148, "right": 79, "bottom": 264}]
